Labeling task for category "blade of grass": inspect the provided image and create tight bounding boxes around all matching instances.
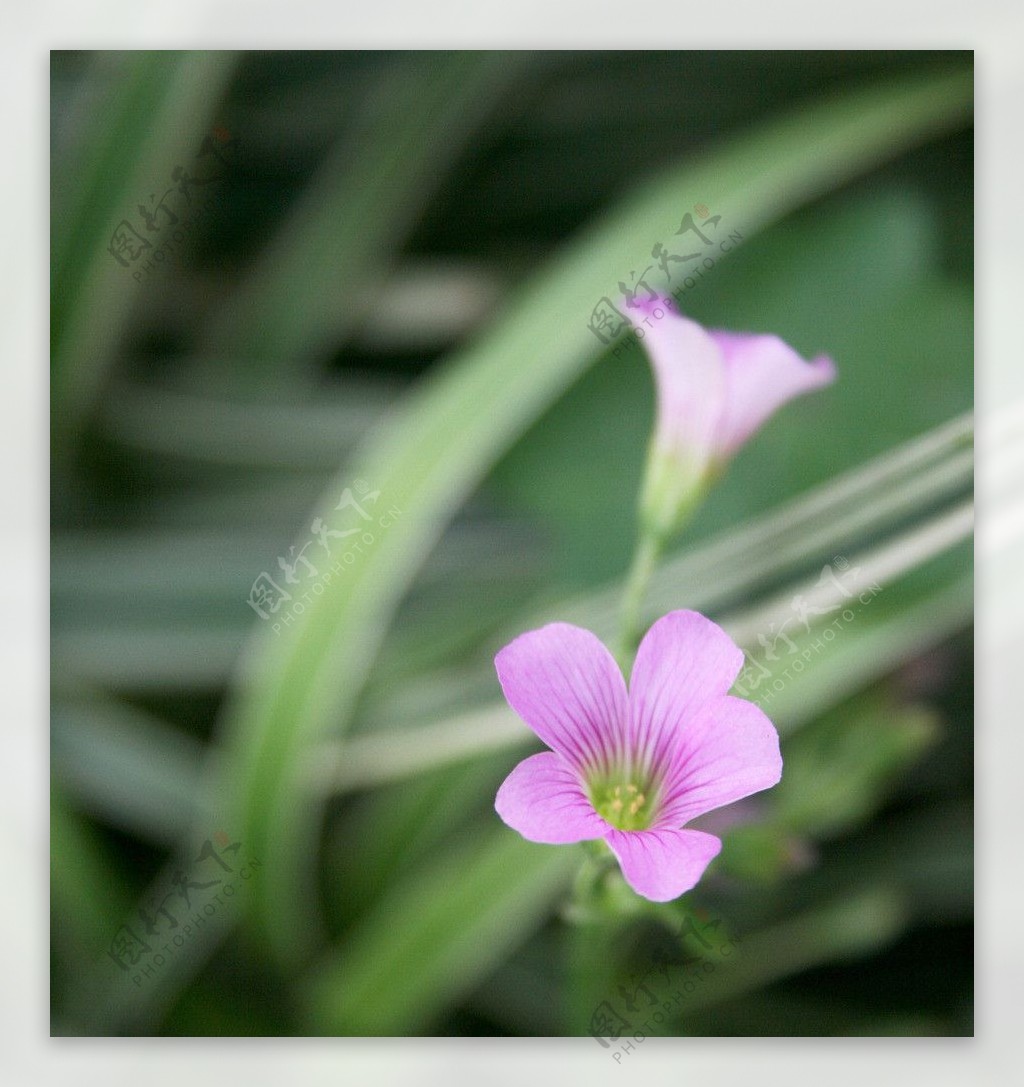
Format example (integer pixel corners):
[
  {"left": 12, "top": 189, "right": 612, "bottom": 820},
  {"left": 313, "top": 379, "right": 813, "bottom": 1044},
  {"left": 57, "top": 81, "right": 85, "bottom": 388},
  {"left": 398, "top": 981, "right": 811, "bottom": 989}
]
[
  {"left": 199, "top": 52, "right": 526, "bottom": 375},
  {"left": 52, "top": 693, "right": 206, "bottom": 844},
  {"left": 304, "top": 828, "right": 575, "bottom": 1035},
  {"left": 97, "top": 378, "right": 394, "bottom": 468},
  {"left": 50, "top": 786, "right": 130, "bottom": 962},
  {"left": 52, "top": 50, "right": 239, "bottom": 463}
]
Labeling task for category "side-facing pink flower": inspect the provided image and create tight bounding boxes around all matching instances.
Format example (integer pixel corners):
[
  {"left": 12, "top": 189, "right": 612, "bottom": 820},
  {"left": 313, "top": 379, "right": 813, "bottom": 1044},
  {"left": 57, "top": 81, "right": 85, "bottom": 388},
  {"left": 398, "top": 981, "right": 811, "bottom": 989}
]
[
  {"left": 628, "top": 297, "right": 836, "bottom": 537},
  {"left": 494, "top": 610, "right": 781, "bottom": 901}
]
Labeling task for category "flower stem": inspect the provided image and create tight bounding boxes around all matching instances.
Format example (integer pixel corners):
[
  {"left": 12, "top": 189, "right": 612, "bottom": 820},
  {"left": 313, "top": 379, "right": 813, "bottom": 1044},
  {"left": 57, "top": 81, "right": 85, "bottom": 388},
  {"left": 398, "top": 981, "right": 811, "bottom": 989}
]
[
  {"left": 564, "top": 843, "right": 621, "bottom": 1030},
  {"left": 615, "top": 532, "right": 663, "bottom": 671}
]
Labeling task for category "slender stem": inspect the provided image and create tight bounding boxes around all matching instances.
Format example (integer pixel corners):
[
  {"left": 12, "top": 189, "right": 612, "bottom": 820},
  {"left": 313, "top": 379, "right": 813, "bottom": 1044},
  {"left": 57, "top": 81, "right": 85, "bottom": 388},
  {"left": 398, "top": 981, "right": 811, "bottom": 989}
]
[
  {"left": 565, "top": 842, "right": 620, "bottom": 1030},
  {"left": 615, "top": 532, "right": 663, "bottom": 671}
]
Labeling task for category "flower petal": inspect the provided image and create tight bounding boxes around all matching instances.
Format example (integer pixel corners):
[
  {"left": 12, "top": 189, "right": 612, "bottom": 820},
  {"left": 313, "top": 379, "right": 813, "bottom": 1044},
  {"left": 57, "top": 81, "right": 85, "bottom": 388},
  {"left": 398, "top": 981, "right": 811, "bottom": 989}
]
[
  {"left": 709, "top": 331, "right": 836, "bottom": 458},
  {"left": 628, "top": 610, "right": 744, "bottom": 778},
  {"left": 605, "top": 827, "right": 722, "bottom": 901},
  {"left": 495, "top": 752, "right": 608, "bottom": 844},
  {"left": 655, "top": 695, "right": 783, "bottom": 827},
  {"left": 494, "top": 622, "right": 628, "bottom": 774},
  {"left": 626, "top": 297, "right": 727, "bottom": 467}
]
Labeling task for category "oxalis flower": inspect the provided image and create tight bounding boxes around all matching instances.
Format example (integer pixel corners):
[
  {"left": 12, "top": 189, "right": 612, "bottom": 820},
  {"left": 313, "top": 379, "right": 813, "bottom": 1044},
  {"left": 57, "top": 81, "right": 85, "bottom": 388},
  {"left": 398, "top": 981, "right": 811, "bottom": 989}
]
[
  {"left": 628, "top": 296, "right": 836, "bottom": 539},
  {"left": 494, "top": 610, "right": 781, "bottom": 902}
]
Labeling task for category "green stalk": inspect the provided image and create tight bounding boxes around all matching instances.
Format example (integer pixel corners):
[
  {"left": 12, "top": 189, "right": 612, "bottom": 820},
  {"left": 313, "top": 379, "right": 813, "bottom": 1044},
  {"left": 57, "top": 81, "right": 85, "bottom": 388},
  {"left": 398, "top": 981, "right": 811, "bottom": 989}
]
[{"left": 615, "top": 532, "right": 664, "bottom": 671}]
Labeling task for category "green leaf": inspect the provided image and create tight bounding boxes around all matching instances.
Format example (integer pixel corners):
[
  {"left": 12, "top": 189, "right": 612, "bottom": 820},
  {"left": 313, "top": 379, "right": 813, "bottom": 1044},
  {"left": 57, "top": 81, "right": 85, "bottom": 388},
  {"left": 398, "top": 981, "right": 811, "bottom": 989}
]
[
  {"left": 304, "top": 829, "right": 574, "bottom": 1035},
  {"left": 199, "top": 52, "right": 525, "bottom": 374},
  {"left": 772, "top": 697, "right": 939, "bottom": 837},
  {"left": 51, "top": 50, "right": 239, "bottom": 462},
  {"left": 52, "top": 692, "right": 205, "bottom": 845},
  {"left": 50, "top": 786, "right": 129, "bottom": 960},
  {"left": 666, "top": 888, "right": 908, "bottom": 1019}
]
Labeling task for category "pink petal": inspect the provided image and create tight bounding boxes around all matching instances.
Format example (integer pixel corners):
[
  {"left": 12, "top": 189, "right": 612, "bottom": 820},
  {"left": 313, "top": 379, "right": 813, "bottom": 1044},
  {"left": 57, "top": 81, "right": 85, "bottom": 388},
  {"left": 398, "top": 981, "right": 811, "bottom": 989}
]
[
  {"left": 626, "top": 297, "right": 727, "bottom": 467},
  {"left": 494, "top": 622, "right": 628, "bottom": 775},
  {"left": 656, "top": 695, "right": 783, "bottom": 827},
  {"left": 604, "top": 827, "right": 722, "bottom": 901},
  {"left": 495, "top": 752, "right": 608, "bottom": 844},
  {"left": 628, "top": 610, "right": 744, "bottom": 777},
  {"left": 709, "top": 331, "right": 836, "bottom": 458}
]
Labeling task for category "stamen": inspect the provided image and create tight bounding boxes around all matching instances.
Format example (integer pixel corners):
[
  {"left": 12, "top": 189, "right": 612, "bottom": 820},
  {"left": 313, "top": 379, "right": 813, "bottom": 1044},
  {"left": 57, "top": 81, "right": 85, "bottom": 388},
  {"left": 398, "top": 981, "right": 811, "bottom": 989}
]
[{"left": 589, "top": 777, "right": 656, "bottom": 830}]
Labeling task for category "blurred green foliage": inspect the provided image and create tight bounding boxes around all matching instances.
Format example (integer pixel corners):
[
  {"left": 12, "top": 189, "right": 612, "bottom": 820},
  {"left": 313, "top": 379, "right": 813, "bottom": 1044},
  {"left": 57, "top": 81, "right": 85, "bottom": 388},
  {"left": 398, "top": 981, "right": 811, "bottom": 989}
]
[{"left": 51, "top": 50, "right": 972, "bottom": 1037}]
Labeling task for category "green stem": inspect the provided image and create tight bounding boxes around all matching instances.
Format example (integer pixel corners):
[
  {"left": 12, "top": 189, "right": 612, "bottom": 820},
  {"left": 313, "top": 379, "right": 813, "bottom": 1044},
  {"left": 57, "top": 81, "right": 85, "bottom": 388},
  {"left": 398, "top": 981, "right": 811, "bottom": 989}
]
[
  {"left": 565, "top": 842, "right": 619, "bottom": 1031},
  {"left": 615, "top": 532, "right": 663, "bottom": 671}
]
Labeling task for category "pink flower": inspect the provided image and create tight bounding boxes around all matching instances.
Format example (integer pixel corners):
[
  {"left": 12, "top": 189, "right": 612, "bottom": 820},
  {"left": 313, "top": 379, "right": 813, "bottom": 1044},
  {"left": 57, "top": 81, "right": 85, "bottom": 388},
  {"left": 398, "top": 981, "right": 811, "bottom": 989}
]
[
  {"left": 494, "top": 610, "right": 782, "bottom": 901},
  {"left": 627, "top": 297, "right": 835, "bottom": 537}
]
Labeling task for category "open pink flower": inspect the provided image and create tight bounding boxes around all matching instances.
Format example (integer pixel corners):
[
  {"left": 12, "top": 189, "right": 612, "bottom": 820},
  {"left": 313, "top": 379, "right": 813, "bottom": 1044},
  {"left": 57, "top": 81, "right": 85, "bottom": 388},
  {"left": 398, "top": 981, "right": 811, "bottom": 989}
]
[
  {"left": 494, "top": 610, "right": 782, "bottom": 901},
  {"left": 627, "top": 297, "right": 835, "bottom": 537}
]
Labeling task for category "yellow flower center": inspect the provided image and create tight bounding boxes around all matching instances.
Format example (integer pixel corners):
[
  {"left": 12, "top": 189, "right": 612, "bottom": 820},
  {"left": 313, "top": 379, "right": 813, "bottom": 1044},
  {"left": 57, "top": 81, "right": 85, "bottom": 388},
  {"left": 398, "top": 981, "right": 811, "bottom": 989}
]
[{"left": 592, "top": 780, "right": 655, "bottom": 831}]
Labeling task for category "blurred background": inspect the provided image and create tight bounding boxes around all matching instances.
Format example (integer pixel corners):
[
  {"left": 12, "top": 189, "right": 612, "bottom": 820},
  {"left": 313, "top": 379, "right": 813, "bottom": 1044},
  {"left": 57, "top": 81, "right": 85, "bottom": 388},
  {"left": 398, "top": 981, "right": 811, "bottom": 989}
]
[{"left": 50, "top": 50, "right": 973, "bottom": 1037}]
